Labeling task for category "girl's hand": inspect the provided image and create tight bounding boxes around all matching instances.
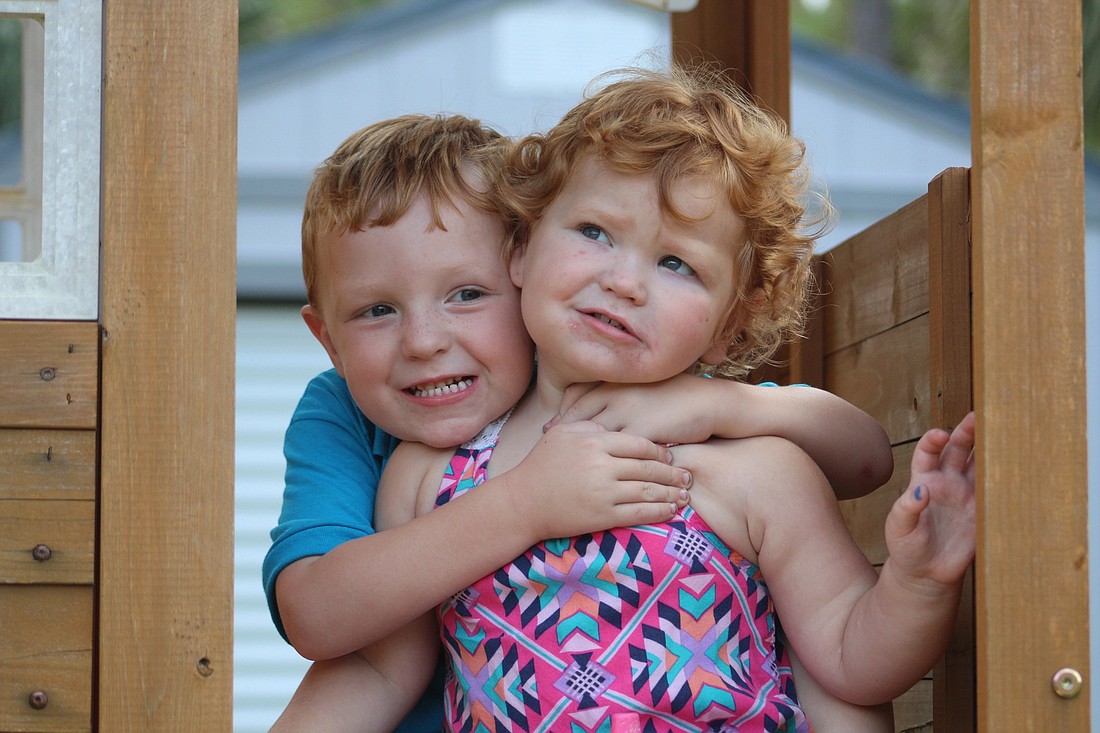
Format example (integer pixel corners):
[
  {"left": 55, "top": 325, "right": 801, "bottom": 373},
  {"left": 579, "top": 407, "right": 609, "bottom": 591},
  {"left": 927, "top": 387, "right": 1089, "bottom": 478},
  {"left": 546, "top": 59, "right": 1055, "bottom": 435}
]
[
  {"left": 884, "top": 411, "right": 977, "bottom": 587},
  {"left": 503, "top": 420, "right": 692, "bottom": 540}
]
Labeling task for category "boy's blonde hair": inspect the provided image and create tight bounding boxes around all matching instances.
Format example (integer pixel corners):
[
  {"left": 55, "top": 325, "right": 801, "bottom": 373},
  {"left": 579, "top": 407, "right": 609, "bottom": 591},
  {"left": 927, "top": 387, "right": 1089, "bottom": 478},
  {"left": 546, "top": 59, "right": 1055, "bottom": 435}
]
[
  {"left": 302, "top": 114, "right": 511, "bottom": 305},
  {"left": 500, "top": 65, "right": 827, "bottom": 379}
]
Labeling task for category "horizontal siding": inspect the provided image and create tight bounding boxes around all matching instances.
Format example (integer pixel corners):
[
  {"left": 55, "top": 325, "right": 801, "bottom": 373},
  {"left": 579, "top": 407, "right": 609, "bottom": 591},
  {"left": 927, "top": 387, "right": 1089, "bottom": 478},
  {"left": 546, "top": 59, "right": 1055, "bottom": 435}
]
[{"left": 235, "top": 304, "right": 331, "bottom": 733}]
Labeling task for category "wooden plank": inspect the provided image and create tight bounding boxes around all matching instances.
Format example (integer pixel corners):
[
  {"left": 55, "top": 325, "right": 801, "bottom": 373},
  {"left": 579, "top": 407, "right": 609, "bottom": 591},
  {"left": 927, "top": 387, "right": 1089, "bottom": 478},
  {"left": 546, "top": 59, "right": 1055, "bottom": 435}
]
[
  {"left": 840, "top": 441, "right": 914, "bottom": 564},
  {"left": 98, "top": 2, "right": 237, "bottom": 731},
  {"left": 892, "top": 679, "right": 933, "bottom": 733},
  {"left": 671, "top": 0, "right": 790, "bottom": 122},
  {"left": 0, "top": 321, "right": 97, "bottom": 429},
  {"left": 821, "top": 196, "right": 929, "bottom": 355},
  {"left": 927, "top": 168, "right": 976, "bottom": 733},
  {"left": 0, "top": 585, "right": 92, "bottom": 733},
  {"left": 0, "top": 429, "right": 96, "bottom": 500},
  {"left": 971, "top": 0, "right": 1090, "bottom": 729},
  {"left": 0, "top": 500, "right": 94, "bottom": 584},
  {"left": 823, "top": 315, "right": 931, "bottom": 446}
]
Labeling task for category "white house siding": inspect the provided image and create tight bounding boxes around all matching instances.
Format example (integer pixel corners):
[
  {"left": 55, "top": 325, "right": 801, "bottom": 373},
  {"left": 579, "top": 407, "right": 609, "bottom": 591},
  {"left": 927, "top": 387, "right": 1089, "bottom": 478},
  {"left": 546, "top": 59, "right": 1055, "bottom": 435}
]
[
  {"left": 235, "top": 305, "right": 329, "bottom": 732},
  {"left": 232, "top": 2, "right": 1100, "bottom": 730}
]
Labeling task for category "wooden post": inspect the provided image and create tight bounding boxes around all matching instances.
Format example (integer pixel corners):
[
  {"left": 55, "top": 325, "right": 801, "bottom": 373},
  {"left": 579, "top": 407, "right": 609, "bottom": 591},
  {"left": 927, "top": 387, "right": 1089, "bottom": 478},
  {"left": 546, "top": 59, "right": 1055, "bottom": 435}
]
[
  {"left": 98, "top": 2, "right": 237, "bottom": 731},
  {"left": 671, "top": 0, "right": 790, "bottom": 122},
  {"left": 971, "top": 0, "right": 1090, "bottom": 729}
]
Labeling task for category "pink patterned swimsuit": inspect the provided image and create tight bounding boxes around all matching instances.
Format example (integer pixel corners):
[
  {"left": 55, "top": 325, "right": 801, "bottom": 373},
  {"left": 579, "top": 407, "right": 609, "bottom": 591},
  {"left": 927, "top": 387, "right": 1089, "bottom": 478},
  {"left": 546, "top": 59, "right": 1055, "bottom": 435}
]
[{"left": 434, "top": 414, "right": 809, "bottom": 733}]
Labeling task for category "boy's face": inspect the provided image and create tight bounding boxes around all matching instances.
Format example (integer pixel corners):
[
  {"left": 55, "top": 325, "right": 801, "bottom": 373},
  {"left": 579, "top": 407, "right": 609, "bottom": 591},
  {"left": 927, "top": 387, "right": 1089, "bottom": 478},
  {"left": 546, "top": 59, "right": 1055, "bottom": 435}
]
[
  {"left": 510, "top": 154, "right": 741, "bottom": 389},
  {"left": 303, "top": 195, "right": 533, "bottom": 448}
]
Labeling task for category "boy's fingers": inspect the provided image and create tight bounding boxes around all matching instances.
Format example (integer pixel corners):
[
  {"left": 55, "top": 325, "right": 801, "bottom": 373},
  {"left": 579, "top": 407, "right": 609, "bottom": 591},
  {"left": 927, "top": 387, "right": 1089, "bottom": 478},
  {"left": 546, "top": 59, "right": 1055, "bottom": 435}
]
[{"left": 621, "top": 500, "right": 680, "bottom": 526}]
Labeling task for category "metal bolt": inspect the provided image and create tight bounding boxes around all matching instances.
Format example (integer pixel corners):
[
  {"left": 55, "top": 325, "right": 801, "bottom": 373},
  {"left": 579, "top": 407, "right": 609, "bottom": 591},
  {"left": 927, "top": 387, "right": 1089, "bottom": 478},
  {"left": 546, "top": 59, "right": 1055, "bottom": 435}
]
[
  {"left": 1052, "top": 667, "right": 1083, "bottom": 699},
  {"left": 28, "top": 690, "right": 48, "bottom": 710},
  {"left": 31, "top": 544, "right": 52, "bottom": 562},
  {"left": 39, "top": 367, "right": 56, "bottom": 381}
]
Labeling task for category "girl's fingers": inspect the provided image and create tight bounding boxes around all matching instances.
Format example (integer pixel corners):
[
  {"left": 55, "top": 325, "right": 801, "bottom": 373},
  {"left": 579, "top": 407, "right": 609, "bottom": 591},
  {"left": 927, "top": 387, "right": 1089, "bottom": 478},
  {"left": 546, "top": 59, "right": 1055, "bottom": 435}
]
[
  {"left": 886, "top": 482, "right": 930, "bottom": 539},
  {"left": 938, "top": 412, "right": 977, "bottom": 473}
]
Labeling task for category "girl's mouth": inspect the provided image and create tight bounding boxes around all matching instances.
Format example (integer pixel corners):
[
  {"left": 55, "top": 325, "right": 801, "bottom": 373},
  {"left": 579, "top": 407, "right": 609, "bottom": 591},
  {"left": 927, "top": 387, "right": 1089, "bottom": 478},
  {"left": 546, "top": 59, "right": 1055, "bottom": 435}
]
[
  {"left": 407, "top": 377, "right": 474, "bottom": 398},
  {"left": 593, "top": 313, "right": 627, "bottom": 332}
]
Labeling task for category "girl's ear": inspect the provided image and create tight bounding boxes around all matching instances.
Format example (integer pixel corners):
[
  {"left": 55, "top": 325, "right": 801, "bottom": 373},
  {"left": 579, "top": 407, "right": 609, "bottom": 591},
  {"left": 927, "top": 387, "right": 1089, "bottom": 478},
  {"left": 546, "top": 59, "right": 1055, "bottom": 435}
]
[
  {"left": 508, "top": 247, "right": 526, "bottom": 288},
  {"left": 700, "top": 303, "right": 749, "bottom": 367},
  {"left": 301, "top": 304, "right": 345, "bottom": 377},
  {"left": 700, "top": 336, "right": 733, "bottom": 367}
]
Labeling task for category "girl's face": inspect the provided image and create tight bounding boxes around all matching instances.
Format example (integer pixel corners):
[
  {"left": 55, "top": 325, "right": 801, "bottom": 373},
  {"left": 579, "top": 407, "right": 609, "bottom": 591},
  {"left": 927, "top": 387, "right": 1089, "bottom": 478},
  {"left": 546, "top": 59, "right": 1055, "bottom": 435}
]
[
  {"left": 303, "top": 194, "right": 533, "bottom": 448},
  {"left": 510, "top": 154, "right": 742, "bottom": 391}
]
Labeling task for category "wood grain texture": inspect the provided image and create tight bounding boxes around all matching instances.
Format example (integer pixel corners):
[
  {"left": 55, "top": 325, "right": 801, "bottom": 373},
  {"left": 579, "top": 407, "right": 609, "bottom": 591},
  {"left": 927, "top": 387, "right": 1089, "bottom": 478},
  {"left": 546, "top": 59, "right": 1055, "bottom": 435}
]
[
  {"left": 0, "top": 499, "right": 94, "bottom": 584},
  {"left": 98, "top": 1, "right": 237, "bottom": 731},
  {"left": 0, "top": 585, "right": 92, "bottom": 732},
  {"left": 0, "top": 429, "right": 95, "bottom": 500},
  {"left": 671, "top": 0, "right": 790, "bottom": 122},
  {"left": 971, "top": 0, "right": 1090, "bottom": 729},
  {"left": 0, "top": 321, "right": 97, "bottom": 429}
]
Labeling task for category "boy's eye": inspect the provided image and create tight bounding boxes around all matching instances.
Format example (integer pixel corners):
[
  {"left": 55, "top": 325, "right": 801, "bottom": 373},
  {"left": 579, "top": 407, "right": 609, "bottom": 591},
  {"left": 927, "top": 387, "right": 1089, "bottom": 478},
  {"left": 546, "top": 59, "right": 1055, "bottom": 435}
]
[
  {"left": 364, "top": 304, "right": 395, "bottom": 318},
  {"left": 660, "top": 255, "right": 696, "bottom": 277},
  {"left": 450, "top": 288, "right": 484, "bottom": 304},
  {"left": 579, "top": 224, "right": 610, "bottom": 243}
]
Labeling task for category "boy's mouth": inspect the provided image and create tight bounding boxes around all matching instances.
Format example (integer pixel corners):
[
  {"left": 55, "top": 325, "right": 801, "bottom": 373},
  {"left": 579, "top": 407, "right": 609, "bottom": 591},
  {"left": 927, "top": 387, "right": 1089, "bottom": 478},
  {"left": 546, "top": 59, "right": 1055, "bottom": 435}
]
[{"left": 407, "top": 376, "right": 474, "bottom": 398}]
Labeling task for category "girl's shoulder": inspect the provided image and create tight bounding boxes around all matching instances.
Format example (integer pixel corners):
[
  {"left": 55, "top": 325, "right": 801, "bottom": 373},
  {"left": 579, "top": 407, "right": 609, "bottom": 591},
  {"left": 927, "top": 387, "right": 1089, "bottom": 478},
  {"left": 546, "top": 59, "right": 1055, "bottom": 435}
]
[{"left": 670, "top": 436, "right": 833, "bottom": 562}]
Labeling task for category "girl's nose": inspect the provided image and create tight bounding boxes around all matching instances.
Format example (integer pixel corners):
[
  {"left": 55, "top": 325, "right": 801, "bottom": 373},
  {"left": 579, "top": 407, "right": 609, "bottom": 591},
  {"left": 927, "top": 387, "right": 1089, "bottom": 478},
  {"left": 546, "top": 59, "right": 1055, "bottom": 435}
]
[
  {"left": 401, "top": 311, "right": 450, "bottom": 359},
  {"left": 599, "top": 257, "right": 647, "bottom": 304}
]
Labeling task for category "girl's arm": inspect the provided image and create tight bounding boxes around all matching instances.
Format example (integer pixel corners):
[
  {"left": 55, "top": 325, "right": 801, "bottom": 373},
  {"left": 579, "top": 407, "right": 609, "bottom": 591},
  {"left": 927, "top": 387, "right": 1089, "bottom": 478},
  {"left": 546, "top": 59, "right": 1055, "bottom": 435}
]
[
  {"left": 277, "top": 421, "right": 691, "bottom": 660},
  {"left": 677, "top": 414, "right": 974, "bottom": 705},
  {"left": 784, "top": 638, "right": 894, "bottom": 733},
  {"left": 551, "top": 375, "right": 893, "bottom": 499}
]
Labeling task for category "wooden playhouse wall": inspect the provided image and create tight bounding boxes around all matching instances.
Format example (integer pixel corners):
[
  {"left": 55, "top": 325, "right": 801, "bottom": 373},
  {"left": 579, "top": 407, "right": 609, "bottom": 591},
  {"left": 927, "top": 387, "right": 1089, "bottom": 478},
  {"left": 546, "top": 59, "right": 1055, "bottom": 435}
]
[{"left": 0, "top": 2, "right": 236, "bottom": 732}]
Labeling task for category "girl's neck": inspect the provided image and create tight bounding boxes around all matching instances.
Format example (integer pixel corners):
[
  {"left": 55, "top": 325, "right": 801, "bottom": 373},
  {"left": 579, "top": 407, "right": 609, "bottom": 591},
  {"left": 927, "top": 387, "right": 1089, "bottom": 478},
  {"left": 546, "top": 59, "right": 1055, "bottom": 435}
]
[{"left": 485, "top": 371, "right": 597, "bottom": 477}]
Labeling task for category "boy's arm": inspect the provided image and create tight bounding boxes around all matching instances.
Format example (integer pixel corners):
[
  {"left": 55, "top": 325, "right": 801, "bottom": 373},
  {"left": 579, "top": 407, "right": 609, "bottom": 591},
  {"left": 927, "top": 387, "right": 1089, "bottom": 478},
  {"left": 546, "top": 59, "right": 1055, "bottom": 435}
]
[
  {"left": 551, "top": 375, "right": 893, "bottom": 499},
  {"left": 269, "top": 612, "right": 440, "bottom": 733},
  {"left": 276, "top": 421, "right": 691, "bottom": 660}
]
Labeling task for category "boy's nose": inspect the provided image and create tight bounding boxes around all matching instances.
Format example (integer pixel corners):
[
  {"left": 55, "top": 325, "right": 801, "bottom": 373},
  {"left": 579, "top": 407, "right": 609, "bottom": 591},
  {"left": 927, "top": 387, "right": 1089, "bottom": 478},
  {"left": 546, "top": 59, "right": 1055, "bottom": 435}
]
[{"left": 401, "top": 312, "right": 450, "bottom": 359}]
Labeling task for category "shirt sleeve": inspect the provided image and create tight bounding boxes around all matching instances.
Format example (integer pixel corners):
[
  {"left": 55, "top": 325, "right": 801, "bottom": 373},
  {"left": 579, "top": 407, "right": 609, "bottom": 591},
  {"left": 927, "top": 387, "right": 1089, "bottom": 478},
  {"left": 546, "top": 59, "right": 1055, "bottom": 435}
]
[{"left": 261, "top": 369, "right": 401, "bottom": 641}]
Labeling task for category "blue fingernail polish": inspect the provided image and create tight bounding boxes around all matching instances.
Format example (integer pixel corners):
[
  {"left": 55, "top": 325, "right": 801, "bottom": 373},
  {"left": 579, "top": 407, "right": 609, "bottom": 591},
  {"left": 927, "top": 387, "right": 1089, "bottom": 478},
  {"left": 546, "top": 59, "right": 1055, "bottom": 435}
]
[{"left": 914, "top": 485, "right": 923, "bottom": 501}]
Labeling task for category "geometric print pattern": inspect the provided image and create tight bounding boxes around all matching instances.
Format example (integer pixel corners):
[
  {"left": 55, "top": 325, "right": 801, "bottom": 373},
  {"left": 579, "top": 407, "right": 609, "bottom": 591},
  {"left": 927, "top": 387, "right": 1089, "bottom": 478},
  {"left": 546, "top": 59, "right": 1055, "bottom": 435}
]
[{"left": 434, "top": 422, "right": 811, "bottom": 733}]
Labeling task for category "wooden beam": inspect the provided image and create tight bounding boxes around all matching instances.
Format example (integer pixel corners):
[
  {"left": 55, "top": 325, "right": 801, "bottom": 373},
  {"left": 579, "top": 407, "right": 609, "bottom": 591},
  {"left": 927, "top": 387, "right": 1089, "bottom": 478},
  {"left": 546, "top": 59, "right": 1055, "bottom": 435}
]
[
  {"left": 98, "top": 2, "right": 237, "bottom": 731},
  {"left": 970, "top": 0, "right": 1090, "bottom": 728},
  {"left": 671, "top": 0, "right": 790, "bottom": 123}
]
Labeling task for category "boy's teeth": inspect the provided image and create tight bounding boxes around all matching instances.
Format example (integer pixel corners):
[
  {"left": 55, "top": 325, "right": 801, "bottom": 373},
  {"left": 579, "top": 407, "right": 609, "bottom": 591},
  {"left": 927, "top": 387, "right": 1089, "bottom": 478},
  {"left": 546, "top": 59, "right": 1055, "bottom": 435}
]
[{"left": 411, "top": 377, "right": 473, "bottom": 398}]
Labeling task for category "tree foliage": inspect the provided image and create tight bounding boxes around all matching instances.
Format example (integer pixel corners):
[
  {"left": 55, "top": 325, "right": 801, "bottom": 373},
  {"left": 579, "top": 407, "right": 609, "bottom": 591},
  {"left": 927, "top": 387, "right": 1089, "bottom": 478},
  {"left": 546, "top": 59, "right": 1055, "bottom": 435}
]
[{"left": 793, "top": 0, "right": 1098, "bottom": 152}]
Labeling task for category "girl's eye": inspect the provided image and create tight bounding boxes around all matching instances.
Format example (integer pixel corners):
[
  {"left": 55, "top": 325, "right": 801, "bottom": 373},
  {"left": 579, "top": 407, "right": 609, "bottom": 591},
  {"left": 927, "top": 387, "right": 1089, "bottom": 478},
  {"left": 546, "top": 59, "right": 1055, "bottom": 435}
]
[
  {"left": 365, "top": 304, "right": 395, "bottom": 318},
  {"left": 579, "top": 224, "right": 610, "bottom": 243},
  {"left": 450, "top": 288, "right": 484, "bottom": 304},
  {"left": 660, "top": 255, "right": 696, "bottom": 277}
]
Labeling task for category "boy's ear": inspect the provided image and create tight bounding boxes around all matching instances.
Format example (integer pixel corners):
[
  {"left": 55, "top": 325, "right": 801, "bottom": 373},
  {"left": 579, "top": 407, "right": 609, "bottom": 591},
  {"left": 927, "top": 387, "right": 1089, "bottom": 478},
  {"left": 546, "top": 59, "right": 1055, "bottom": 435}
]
[
  {"left": 301, "top": 304, "right": 345, "bottom": 376},
  {"left": 508, "top": 248, "right": 525, "bottom": 288}
]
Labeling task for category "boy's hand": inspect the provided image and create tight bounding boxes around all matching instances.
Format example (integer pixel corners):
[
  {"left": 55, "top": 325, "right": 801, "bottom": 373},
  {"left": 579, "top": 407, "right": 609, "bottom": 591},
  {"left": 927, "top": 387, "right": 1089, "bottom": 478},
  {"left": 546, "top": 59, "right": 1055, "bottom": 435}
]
[
  {"left": 503, "top": 420, "right": 692, "bottom": 540},
  {"left": 547, "top": 376, "right": 720, "bottom": 445},
  {"left": 884, "top": 412, "right": 977, "bottom": 588}
]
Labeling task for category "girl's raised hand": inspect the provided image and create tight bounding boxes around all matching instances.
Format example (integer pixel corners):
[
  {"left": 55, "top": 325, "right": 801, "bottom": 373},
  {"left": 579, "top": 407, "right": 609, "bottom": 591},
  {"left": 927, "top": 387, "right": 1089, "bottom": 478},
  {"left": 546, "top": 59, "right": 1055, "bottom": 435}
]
[{"left": 884, "top": 411, "right": 977, "bottom": 587}]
